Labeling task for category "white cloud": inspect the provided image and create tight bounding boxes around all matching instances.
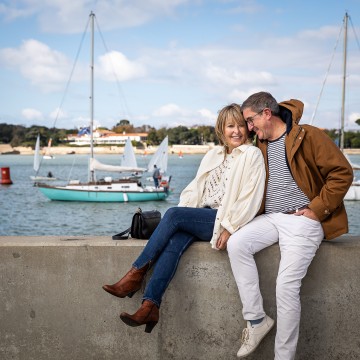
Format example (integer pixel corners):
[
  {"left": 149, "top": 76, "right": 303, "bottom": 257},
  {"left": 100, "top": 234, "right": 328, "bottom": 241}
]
[
  {"left": 153, "top": 103, "right": 184, "bottom": 117},
  {"left": 298, "top": 26, "right": 341, "bottom": 40},
  {"left": 197, "top": 108, "right": 216, "bottom": 122},
  {"left": 0, "top": 39, "right": 74, "bottom": 92},
  {"left": 22, "top": 108, "right": 43, "bottom": 120},
  {"left": 151, "top": 104, "right": 217, "bottom": 128},
  {"left": 204, "top": 65, "right": 275, "bottom": 87},
  {"left": 49, "top": 107, "right": 67, "bottom": 120},
  {"left": 0, "top": 40, "right": 146, "bottom": 94},
  {"left": 225, "top": 1, "right": 265, "bottom": 15},
  {"left": 0, "top": 1, "right": 358, "bottom": 132},
  {"left": 0, "top": 0, "right": 191, "bottom": 33},
  {"left": 349, "top": 112, "right": 360, "bottom": 128},
  {"left": 97, "top": 51, "right": 146, "bottom": 81}
]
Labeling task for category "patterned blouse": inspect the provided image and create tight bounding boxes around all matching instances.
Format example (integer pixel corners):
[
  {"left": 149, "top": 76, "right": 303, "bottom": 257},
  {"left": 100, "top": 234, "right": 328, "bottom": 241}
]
[{"left": 200, "top": 155, "right": 230, "bottom": 209}]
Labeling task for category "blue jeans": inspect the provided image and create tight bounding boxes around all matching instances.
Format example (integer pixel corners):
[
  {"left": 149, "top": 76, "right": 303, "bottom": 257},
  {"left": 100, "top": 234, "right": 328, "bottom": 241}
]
[{"left": 133, "top": 207, "right": 217, "bottom": 307}]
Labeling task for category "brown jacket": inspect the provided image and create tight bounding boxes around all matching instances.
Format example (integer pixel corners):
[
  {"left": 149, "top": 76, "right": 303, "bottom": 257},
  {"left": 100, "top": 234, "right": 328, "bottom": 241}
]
[{"left": 257, "top": 99, "right": 353, "bottom": 240}]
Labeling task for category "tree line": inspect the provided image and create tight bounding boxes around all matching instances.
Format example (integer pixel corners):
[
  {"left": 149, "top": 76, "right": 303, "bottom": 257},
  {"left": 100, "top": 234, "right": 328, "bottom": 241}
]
[
  {"left": 1, "top": 121, "right": 360, "bottom": 148},
  {"left": 0, "top": 122, "right": 218, "bottom": 148}
]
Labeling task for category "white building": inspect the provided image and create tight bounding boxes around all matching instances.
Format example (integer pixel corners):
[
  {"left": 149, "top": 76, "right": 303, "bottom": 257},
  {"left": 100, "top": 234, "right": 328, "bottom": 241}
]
[{"left": 67, "top": 130, "right": 148, "bottom": 146}]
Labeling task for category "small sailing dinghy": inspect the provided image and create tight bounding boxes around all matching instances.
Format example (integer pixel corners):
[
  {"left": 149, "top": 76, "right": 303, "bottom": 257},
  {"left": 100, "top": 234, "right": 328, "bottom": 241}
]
[
  {"left": 145, "top": 136, "right": 171, "bottom": 188},
  {"left": 43, "top": 138, "right": 55, "bottom": 159},
  {"left": 30, "top": 134, "right": 57, "bottom": 181}
]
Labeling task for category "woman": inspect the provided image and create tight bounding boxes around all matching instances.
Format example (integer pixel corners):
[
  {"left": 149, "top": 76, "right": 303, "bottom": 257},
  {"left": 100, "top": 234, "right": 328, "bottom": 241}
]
[{"left": 102, "top": 103, "right": 266, "bottom": 333}]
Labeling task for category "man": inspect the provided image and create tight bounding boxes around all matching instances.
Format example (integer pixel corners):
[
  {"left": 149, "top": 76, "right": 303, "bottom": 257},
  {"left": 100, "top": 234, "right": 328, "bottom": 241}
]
[
  {"left": 227, "top": 92, "right": 353, "bottom": 359},
  {"left": 152, "top": 164, "right": 161, "bottom": 187}
]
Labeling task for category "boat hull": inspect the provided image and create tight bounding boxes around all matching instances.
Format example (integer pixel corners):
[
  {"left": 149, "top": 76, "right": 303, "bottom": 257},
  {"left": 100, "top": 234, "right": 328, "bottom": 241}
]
[
  {"left": 37, "top": 186, "right": 168, "bottom": 202},
  {"left": 344, "top": 182, "right": 360, "bottom": 201},
  {"left": 30, "top": 176, "right": 57, "bottom": 181}
]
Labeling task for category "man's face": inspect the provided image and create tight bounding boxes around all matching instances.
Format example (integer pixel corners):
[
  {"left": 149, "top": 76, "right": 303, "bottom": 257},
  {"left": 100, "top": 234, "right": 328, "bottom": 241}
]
[{"left": 243, "top": 108, "right": 269, "bottom": 140}]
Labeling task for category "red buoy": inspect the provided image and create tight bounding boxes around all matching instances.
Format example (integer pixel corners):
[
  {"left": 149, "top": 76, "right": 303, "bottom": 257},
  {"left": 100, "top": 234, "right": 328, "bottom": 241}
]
[{"left": 0, "top": 167, "right": 13, "bottom": 185}]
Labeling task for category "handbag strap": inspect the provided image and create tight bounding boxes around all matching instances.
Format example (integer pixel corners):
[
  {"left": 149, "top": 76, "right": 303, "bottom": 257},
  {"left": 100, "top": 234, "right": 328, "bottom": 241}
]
[{"left": 112, "top": 227, "right": 131, "bottom": 240}]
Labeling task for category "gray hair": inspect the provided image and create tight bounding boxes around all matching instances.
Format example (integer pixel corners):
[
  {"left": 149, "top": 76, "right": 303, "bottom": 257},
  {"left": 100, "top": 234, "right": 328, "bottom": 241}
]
[{"left": 241, "top": 91, "right": 279, "bottom": 115}]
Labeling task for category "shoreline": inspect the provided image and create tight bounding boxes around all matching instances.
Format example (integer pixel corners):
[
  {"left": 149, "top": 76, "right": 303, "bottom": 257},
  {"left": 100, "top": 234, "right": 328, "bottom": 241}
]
[
  {"left": 1, "top": 143, "right": 360, "bottom": 156},
  {"left": 0, "top": 144, "right": 214, "bottom": 155}
]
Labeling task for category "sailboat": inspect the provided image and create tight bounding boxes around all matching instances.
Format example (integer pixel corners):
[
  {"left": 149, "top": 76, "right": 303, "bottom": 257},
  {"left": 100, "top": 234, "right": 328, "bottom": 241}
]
[
  {"left": 338, "top": 13, "right": 360, "bottom": 200},
  {"left": 311, "top": 13, "right": 360, "bottom": 200},
  {"left": 30, "top": 134, "right": 57, "bottom": 181},
  {"left": 35, "top": 12, "right": 170, "bottom": 202},
  {"left": 43, "top": 138, "right": 55, "bottom": 159},
  {"left": 147, "top": 136, "right": 169, "bottom": 174},
  {"left": 146, "top": 136, "right": 171, "bottom": 188}
]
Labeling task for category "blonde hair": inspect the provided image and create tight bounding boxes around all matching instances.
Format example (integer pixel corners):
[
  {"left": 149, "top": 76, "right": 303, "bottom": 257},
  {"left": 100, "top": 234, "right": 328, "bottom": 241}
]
[{"left": 215, "top": 103, "right": 249, "bottom": 147}]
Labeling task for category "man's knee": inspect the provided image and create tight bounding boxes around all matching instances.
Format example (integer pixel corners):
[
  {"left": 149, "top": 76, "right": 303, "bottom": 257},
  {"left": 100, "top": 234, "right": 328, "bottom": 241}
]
[{"left": 227, "top": 232, "right": 249, "bottom": 256}]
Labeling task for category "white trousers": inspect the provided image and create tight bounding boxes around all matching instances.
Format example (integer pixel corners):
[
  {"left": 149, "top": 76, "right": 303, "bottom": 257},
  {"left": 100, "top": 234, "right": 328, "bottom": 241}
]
[{"left": 227, "top": 213, "right": 324, "bottom": 360}]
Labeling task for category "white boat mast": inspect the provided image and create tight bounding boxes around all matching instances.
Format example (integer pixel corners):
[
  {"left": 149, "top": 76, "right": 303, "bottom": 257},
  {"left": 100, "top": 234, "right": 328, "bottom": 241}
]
[
  {"left": 340, "top": 12, "right": 348, "bottom": 152},
  {"left": 89, "top": 11, "right": 95, "bottom": 182}
]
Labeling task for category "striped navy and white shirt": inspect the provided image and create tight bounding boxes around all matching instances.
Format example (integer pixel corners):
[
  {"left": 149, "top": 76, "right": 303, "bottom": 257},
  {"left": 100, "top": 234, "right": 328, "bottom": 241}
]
[{"left": 265, "top": 133, "right": 309, "bottom": 214}]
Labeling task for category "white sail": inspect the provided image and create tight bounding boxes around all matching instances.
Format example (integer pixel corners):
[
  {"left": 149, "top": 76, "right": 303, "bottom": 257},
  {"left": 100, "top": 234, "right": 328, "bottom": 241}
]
[
  {"left": 121, "top": 137, "right": 140, "bottom": 168},
  {"left": 147, "top": 136, "right": 168, "bottom": 173},
  {"left": 89, "top": 158, "right": 146, "bottom": 173},
  {"left": 43, "top": 138, "right": 54, "bottom": 159},
  {"left": 34, "top": 134, "right": 40, "bottom": 172}
]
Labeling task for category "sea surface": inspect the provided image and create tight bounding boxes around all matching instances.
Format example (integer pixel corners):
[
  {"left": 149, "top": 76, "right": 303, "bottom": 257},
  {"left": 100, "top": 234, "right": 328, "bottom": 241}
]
[{"left": 1, "top": 153, "right": 359, "bottom": 237}]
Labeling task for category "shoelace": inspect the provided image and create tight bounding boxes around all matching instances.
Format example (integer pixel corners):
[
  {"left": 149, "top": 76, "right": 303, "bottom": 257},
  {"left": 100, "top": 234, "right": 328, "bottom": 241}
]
[{"left": 240, "top": 328, "right": 250, "bottom": 344}]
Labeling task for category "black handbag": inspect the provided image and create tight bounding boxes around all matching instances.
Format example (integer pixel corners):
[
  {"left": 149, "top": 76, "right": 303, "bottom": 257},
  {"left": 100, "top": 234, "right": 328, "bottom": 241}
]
[{"left": 112, "top": 208, "right": 161, "bottom": 240}]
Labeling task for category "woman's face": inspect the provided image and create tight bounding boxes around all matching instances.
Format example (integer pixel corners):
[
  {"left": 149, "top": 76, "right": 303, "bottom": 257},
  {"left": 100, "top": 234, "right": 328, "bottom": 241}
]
[{"left": 223, "top": 118, "right": 248, "bottom": 153}]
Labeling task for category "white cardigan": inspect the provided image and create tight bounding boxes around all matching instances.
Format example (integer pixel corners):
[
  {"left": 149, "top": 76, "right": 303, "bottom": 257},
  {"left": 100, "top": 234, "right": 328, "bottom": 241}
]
[{"left": 178, "top": 144, "right": 265, "bottom": 249}]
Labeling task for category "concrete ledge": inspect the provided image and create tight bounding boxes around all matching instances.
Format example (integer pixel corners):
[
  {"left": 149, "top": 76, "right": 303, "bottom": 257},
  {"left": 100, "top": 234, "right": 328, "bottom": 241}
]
[{"left": 0, "top": 235, "right": 359, "bottom": 360}]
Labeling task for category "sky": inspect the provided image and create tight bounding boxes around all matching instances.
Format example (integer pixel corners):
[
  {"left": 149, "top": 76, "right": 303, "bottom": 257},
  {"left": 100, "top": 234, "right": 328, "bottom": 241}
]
[{"left": 0, "top": 0, "right": 359, "bottom": 131}]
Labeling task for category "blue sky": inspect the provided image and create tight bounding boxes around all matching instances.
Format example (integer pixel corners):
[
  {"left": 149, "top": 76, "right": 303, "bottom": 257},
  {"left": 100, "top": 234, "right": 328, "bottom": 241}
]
[{"left": 0, "top": 0, "right": 359, "bottom": 131}]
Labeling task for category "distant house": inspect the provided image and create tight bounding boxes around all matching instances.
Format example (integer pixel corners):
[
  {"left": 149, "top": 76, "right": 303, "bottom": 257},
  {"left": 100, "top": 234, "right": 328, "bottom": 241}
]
[{"left": 67, "top": 130, "right": 148, "bottom": 146}]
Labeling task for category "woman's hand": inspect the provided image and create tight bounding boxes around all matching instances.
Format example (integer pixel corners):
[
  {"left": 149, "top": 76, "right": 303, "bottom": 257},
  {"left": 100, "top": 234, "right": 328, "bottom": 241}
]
[{"left": 216, "top": 229, "right": 231, "bottom": 250}]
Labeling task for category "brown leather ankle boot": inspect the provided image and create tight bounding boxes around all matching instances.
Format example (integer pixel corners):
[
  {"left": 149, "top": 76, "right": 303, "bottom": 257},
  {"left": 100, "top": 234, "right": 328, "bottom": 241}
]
[
  {"left": 120, "top": 300, "right": 159, "bottom": 333},
  {"left": 102, "top": 263, "right": 150, "bottom": 298}
]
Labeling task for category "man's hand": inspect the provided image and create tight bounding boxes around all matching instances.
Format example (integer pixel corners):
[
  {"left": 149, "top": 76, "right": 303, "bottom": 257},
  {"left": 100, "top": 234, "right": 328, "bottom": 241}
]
[{"left": 295, "top": 207, "right": 320, "bottom": 222}]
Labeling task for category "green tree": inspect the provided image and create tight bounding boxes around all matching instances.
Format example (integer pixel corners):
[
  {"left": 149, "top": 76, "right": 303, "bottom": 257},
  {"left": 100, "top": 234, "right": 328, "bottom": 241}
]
[
  {"left": 116, "top": 119, "right": 130, "bottom": 126},
  {"left": 350, "top": 136, "right": 360, "bottom": 148},
  {"left": 197, "top": 125, "right": 217, "bottom": 144},
  {"left": 146, "top": 129, "right": 161, "bottom": 145},
  {"left": 112, "top": 119, "right": 135, "bottom": 134}
]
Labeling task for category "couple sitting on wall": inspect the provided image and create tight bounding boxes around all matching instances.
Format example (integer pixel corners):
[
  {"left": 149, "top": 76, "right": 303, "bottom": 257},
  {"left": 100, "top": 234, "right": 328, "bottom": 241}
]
[{"left": 102, "top": 91, "right": 353, "bottom": 360}]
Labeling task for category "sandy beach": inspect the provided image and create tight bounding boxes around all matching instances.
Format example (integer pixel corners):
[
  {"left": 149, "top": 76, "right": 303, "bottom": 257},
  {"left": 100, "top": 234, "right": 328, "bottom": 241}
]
[
  {"left": 0, "top": 143, "right": 214, "bottom": 155},
  {"left": 1, "top": 143, "right": 360, "bottom": 156}
]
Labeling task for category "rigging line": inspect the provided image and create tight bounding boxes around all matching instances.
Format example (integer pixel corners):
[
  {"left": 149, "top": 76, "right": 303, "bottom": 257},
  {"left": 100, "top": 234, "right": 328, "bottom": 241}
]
[
  {"left": 50, "top": 16, "right": 91, "bottom": 130},
  {"left": 94, "top": 16, "right": 133, "bottom": 122},
  {"left": 309, "top": 22, "right": 343, "bottom": 125},
  {"left": 36, "top": 18, "right": 90, "bottom": 176},
  {"left": 67, "top": 156, "right": 78, "bottom": 183},
  {"left": 349, "top": 16, "right": 360, "bottom": 52}
]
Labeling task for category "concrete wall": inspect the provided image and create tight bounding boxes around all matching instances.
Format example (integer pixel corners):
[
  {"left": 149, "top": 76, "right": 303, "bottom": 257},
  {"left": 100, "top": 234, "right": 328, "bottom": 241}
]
[{"left": 0, "top": 235, "right": 359, "bottom": 360}]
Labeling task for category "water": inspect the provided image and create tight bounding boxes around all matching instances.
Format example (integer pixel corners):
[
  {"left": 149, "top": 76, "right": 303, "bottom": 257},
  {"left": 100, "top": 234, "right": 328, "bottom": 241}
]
[
  {"left": 0, "top": 154, "right": 203, "bottom": 236},
  {"left": 1, "top": 153, "right": 359, "bottom": 236}
]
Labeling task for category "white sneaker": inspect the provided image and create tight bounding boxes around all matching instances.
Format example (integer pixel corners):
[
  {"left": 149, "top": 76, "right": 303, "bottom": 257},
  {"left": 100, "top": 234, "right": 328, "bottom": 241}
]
[{"left": 237, "top": 315, "right": 275, "bottom": 358}]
